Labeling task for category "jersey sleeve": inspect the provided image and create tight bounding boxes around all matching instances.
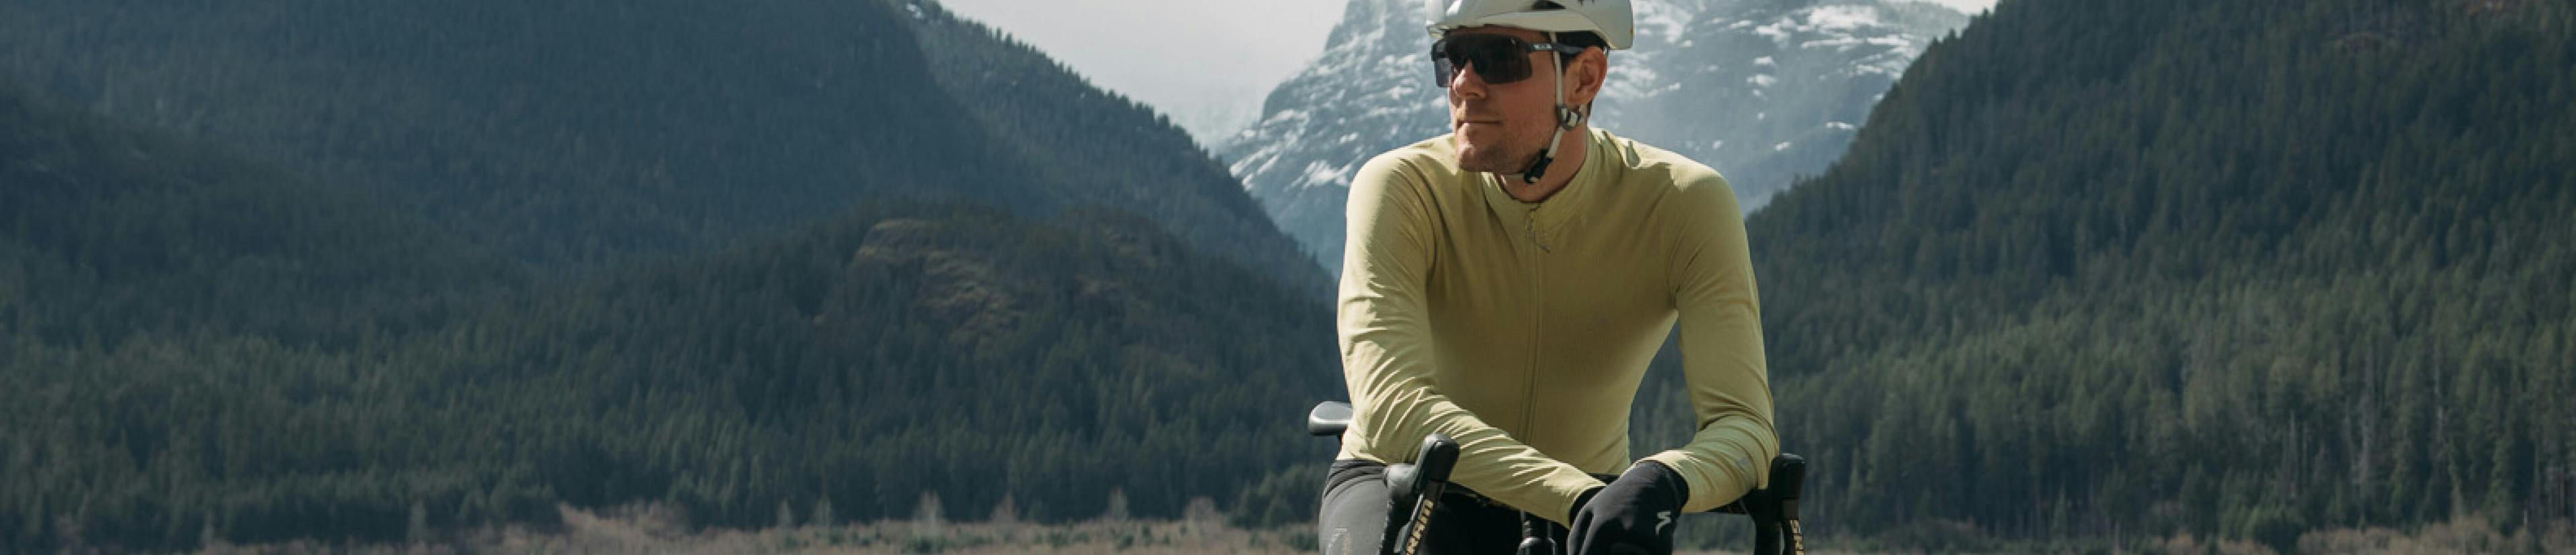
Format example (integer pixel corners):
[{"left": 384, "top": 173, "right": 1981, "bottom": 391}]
[
  {"left": 1640, "top": 173, "right": 1781, "bottom": 513},
  {"left": 1338, "top": 152, "right": 1608, "bottom": 525}
]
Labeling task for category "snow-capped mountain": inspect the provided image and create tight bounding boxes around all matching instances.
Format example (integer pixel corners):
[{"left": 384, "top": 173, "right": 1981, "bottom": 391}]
[{"left": 1219, "top": 0, "right": 1971, "bottom": 272}]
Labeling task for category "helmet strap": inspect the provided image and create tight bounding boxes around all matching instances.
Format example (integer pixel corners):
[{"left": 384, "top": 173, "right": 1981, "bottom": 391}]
[{"left": 1517, "top": 32, "right": 1582, "bottom": 185}]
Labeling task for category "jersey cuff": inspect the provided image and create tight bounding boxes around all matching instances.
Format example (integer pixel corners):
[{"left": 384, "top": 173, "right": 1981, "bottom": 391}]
[
  {"left": 1537, "top": 471, "right": 1610, "bottom": 525},
  {"left": 1643, "top": 449, "right": 1758, "bottom": 513}
]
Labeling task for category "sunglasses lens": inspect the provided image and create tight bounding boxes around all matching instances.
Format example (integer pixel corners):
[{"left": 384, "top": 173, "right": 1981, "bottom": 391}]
[{"left": 1432, "top": 35, "right": 1532, "bottom": 87}]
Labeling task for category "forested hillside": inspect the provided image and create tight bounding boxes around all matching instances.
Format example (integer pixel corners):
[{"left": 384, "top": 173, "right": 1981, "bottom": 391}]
[
  {"left": 0, "top": 88, "right": 1339, "bottom": 548},
  {"left": 1678, "top": 0, "right": 2574, "bottom": 548},
  {"left": 0, "top": 85, "right": 522, "bottom": 349},
  {"left": 0, "top": 0, "right": 1342, "bottom": 552}
]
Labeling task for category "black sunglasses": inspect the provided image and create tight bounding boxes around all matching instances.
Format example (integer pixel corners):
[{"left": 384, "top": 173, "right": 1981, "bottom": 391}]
[{"left": 1431, "top": 34, "right": 1590, "bottom": 88}]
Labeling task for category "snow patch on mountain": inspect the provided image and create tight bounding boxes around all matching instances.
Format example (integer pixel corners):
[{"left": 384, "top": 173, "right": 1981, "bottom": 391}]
[{"left": 1807, "top": 5, "right": 1883, "bottom": 31}]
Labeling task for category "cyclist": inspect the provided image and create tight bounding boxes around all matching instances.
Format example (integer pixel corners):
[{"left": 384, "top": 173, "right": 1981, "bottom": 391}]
[{"left": 1319, "top": 0, "right": 1779, "bottom": 554}]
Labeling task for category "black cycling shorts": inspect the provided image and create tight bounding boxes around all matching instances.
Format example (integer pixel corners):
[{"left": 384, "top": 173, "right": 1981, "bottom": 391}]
[{"left": 1316, "top": 459, "right": 1574, "bottom": 555}]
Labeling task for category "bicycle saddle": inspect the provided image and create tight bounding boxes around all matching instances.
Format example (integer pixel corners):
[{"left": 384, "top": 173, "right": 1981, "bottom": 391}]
[{"left": 1309, "top": 401, "right": 1353, "bottom": 436}]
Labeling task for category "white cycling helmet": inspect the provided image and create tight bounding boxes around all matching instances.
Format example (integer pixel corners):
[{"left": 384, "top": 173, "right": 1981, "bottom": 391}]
[{"left": 1425, "top": 0, "right": 1633, "bottom": 50}]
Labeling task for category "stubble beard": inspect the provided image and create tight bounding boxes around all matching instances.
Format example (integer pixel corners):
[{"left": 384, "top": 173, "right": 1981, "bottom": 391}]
[{"left": 1453, "top": 128, "right": 1540, "bottom": 174}]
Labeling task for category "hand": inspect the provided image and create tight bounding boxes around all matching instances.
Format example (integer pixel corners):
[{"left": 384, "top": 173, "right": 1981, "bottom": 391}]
[{"left": 1567, "top": 460, "right": 1689, "bottom": 555}]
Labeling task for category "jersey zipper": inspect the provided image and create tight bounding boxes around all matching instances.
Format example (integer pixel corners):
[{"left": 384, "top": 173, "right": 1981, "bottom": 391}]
[
  {"left": 1520, "top": 209, "right": 1544, "bottom": 433},
  {"left": 1526, "top": 210, "right": 1553, "bottom": 253}
]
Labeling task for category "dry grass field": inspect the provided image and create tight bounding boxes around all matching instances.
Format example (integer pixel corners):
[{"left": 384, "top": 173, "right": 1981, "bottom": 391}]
[
  {"left": 174, "top": 504, "right": 2572, "bottom": 554},
  {"left": 189, "top": 504, "right": 1321, "bottom": 555}
]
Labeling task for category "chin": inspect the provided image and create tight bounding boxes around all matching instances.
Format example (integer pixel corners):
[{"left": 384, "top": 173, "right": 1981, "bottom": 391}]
[
  {"left": 1454, "top": 146, "right": 1519, "bottom": 174},
  {"left": 1454, "top": 151, "right": 1498, "bottom": 173},
  {"left": 1450, "top": 140, "right": 1507, "bottom": 172}
]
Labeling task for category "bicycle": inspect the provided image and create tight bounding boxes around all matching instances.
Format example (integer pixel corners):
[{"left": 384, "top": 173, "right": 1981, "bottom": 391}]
[{"left": 1306, "top": 401, "right": 1806, "bottom": 555}]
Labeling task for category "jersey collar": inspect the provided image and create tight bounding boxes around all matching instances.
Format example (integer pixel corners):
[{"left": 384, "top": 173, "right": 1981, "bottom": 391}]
[{"left": 1479, "top": 129, "right": 1609, "bottom": 251}]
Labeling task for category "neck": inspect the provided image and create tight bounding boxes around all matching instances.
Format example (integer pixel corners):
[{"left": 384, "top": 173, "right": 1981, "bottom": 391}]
[{"left": 1496, "top": 126, "right": 1589, "bottom": 203}]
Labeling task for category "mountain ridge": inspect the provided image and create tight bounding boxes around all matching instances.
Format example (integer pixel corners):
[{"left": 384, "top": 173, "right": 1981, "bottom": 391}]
[
  {"left": 1220, "top": 0, "right": 1968, "bottom": 273},
  {"left": 0, "top": 0, "right": 1323, "bottom": 289}
]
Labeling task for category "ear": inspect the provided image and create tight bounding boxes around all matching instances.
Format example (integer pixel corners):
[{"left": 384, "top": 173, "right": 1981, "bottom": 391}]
[{"left": 1566, "top": 48, "right": 1608, "bottom": 109}]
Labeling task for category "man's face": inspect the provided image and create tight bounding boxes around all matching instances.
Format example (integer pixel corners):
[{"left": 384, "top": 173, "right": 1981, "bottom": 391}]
[{"left": 1442, "top": 27, "right": 1601, "bottom": 174}]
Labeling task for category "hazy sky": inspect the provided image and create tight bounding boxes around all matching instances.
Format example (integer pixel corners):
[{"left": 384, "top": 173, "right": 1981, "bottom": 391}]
[
  {"left": 930, "top": 0, "right": 1349, "bottom": 144},
  {"left": 929, "top": 0, "right": 1998, "bottom": 146},
  {"left": 1913, "top": 0, "right": 1998, "bottom": 13}
]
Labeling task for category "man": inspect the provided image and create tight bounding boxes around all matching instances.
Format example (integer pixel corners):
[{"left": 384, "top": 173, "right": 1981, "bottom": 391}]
[{"left": 1318, "top": 1, "right": 1779, "bottom": 554}]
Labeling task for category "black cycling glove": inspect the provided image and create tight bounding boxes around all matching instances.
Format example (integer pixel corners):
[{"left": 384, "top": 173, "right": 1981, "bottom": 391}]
[{"left": 1567, "top": 460, "right": 1690, "bottom": 555}]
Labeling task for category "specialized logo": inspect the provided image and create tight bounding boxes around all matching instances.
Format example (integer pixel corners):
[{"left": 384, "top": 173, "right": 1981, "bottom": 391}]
[{"left": 1654, "top": 510, "right": 1674, "bottom": 534}]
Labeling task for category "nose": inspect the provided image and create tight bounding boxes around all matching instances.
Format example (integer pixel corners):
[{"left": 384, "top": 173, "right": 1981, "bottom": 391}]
[{"left": 1448, "top": 60, "right": 1487, "bottom": 99}]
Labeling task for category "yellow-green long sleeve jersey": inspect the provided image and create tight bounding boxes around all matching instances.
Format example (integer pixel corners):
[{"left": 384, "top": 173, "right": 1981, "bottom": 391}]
[{"left": 1336, "top": 128, "right": 1778, "bottom": 525}]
